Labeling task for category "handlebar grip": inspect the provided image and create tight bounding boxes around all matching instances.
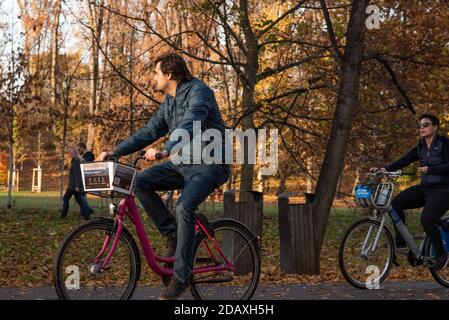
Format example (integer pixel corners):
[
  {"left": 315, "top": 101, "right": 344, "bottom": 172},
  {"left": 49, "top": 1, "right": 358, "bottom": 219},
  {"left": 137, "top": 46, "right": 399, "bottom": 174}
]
[{"left": 105, "top": 153, "right": 119, "bottom": 161}]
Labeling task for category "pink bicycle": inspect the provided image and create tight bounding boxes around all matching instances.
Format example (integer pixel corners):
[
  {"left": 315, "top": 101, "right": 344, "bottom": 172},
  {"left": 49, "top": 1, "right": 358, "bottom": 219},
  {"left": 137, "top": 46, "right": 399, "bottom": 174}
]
[{"left": 53, "top": 153, "right": 261, "bottom": 300}]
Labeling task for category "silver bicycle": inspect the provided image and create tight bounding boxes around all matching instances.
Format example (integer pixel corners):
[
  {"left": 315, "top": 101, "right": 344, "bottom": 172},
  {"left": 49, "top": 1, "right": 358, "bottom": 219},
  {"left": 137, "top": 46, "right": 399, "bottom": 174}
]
[{"left": 338, "top": 169, "right": 449, "bottom": 289}]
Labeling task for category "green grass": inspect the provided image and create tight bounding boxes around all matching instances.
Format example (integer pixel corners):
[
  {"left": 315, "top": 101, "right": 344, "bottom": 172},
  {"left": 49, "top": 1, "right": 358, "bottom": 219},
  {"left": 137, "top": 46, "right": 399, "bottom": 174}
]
[
  {"left": 0, "top": 191, "right": 434, "bottom": 287},
  {"left": 0, "top": 191, "right": 105, "bottom": 211}
]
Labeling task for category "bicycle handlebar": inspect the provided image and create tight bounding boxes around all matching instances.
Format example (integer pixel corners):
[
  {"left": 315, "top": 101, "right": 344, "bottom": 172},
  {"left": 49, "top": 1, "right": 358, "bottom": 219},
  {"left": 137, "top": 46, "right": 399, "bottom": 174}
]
[
  {"left": 105, "top": 150, "right": 162, "bottom": 168},
  {"left": 367, "top": 169, "right": 402, "bottom": 178}
]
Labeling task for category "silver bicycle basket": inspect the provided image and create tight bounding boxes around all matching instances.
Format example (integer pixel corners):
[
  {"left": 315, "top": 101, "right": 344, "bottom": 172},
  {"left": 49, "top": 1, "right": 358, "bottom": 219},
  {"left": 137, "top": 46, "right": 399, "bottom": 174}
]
[
  {"left": 354, "top": 182, "right": 394, "bottom": 209},
  {"left": 80, "top": 161, "right": 137, "bottom": 198}
]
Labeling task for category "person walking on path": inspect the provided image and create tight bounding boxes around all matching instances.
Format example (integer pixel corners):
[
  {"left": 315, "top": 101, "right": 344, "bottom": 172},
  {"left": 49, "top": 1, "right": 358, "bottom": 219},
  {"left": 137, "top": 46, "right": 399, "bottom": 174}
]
[{"left": 60, "top": 143, "right": 95, "bottom": 220}]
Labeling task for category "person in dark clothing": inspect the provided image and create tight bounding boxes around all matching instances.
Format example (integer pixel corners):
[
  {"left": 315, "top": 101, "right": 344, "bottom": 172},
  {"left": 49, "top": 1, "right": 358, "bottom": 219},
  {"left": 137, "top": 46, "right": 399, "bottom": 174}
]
[
  {"left": 76, "top": 142, "right": 95, "bottom": 163},
  {"left": 372, "top": 114, "right": 449, "bottom": 271},
  {"left": 60, "top": 143, "right": 95, "bottom": 220}
]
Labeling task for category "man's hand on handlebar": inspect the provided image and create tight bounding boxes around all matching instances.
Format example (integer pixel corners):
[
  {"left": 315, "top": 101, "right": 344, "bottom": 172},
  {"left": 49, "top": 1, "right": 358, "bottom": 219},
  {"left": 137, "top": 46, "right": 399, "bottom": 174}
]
[
  {"left": 368, "top": 167, "right": 386, "bottom": 174},
  {"left": 97, "top": 148, "right": 168, "bottom": 163},
  {"left": 144, "top": 148, "right": 169, "bottom": 161},
  {"left": 98, "top": 151, "right": 118, "bottom": 161}
]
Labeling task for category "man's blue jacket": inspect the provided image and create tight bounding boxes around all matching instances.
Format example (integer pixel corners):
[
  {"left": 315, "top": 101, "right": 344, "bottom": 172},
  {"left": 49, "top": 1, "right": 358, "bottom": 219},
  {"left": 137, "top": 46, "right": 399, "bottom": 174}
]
[{"left": 113, "top": 77, "right": 228, "bottom": 162}]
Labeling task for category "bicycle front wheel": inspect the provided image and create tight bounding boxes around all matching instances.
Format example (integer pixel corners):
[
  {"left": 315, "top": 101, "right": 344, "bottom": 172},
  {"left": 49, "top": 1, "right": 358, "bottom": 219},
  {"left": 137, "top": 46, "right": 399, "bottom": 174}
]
[
  {"left": 338, "top": 218, "right": 395, "bottom": 289},
  {"left": 54, "top": 218, "right": 141, "bottom": 300},
  {"left": 190, "top": 218, "right": 261, "bottom": 300}
]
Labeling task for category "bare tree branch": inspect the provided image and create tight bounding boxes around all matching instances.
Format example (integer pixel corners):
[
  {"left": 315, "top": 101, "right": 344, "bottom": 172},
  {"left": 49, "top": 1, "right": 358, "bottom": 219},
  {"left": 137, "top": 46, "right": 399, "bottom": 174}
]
[
  {"left": 256, "top": 0, "right": 309, "bottom": 39},
  {"left": 256, "top": 50, "right": 328, "bottom": 82},
  {"left": 375, "top": 55, "right": 416, "bottom": 114},
  {"left": 319, "top": 0, "right": 343, "bottom": 65}
]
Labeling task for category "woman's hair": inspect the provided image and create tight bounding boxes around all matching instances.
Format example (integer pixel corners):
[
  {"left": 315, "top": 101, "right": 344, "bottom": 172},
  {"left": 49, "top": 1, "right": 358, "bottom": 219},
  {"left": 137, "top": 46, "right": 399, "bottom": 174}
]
[
  {"left": 419, "top": 113, "right": 440, "bottom": 127},
  {"left": 153, "top": 53, "right": 193, "bottom": 84}
]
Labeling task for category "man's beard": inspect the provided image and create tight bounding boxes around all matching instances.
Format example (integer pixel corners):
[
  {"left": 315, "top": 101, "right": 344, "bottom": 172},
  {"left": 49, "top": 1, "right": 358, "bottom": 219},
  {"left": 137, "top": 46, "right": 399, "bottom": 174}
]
[{"left": 157, "top": 82, "right": 169, "bottom": 93}]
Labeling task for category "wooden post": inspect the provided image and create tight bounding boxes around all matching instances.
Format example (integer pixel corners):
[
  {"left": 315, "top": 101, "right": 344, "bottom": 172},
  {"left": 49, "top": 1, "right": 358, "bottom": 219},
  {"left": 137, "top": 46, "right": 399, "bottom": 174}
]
[{"left": 278, "top": 192, "right": 320, "bottom": 275}]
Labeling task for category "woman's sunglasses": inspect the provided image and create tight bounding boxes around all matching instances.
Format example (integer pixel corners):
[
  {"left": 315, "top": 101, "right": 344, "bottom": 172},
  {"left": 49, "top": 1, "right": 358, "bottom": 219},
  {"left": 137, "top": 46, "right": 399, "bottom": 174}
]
[{"left": 418, "top": 122, "right": 433, "bottom": 129}]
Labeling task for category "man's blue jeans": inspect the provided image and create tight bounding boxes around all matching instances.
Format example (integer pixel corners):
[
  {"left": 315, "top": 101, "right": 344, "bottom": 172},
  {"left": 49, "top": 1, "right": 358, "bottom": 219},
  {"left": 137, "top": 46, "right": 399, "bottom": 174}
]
[
  {"left": 135, "top": 160, "right": 230, "bottom": 283},
  {"left": 61, "top": 189, "right": 93, "bottom": 218}
]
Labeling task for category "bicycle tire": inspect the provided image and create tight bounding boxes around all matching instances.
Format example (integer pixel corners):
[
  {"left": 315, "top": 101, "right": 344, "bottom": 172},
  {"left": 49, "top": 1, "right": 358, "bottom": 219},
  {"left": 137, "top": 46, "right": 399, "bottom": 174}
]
[
  {"left": 190, "top": 218, "right": 261, "bottom": 300},
  {"left": 54, "top": 218, "right": 141, "bottom": 300},
  {"left": 338, "top": 218, "right": 395, "bottom": 289}
]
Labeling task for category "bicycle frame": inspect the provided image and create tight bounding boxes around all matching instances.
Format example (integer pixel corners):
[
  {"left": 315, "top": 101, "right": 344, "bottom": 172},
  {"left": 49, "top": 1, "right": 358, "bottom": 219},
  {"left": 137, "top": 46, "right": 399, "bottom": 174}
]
[
  {"left": 93, "top": 195, "right": 236, "bottom": 278},
  {"left": 361, "top": 205, "right": 425, "bottom": 260}
]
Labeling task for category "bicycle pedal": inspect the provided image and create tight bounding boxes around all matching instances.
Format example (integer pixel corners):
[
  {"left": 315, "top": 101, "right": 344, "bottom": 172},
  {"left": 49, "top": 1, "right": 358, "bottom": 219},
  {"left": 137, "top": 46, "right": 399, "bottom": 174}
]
[{"left": 422, "top": 257, "right": 435, "bottom": 268}]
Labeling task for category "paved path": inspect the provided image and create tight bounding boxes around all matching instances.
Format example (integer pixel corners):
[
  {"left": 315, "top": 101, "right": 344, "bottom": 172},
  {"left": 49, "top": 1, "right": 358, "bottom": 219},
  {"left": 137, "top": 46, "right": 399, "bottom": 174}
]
[{"left": 1, "top": 282, "right": 448, "bottom": 300}]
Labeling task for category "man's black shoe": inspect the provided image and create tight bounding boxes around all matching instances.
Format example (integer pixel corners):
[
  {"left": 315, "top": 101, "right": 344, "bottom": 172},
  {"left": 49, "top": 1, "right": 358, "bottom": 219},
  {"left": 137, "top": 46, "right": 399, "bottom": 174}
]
[
  {"left": 159, "top": 278, "right": 190, "bottom": 300},
  {"left": 433, "top": 254, "right": 449, "bottom": 272}
]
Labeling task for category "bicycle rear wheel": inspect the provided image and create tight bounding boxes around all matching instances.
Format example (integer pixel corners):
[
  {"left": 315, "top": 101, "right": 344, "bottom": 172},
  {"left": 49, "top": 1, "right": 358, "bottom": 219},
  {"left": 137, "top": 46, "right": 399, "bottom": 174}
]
[
  {"left": 338, "top": 218, "right": 395, "bottom": 289},
  {"left": 54, "top": 218, "right": 141, "bottom": 300},
  {"left": 190, "top": 218, "right": 260, "bottom": 300},
  {"left": 425, "top": 240, "right": 449, "bottom": 287}
]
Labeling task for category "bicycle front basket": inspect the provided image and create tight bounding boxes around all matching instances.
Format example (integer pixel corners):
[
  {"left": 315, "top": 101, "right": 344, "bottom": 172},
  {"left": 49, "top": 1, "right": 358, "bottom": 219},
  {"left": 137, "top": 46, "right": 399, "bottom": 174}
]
[
  {"left": 80, "top": 161, "right": 137, "bottom": 198},
  {"left": 354, "top": 185, "right": 375, "bottom": 208},
  {"left": 373, "top": 182, "right": 394, "bottom": 209}
]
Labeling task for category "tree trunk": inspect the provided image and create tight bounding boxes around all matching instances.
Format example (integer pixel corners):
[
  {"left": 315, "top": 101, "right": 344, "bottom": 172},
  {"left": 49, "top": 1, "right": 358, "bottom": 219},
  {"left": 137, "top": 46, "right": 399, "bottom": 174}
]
[
  {"left": 86, "top": 0, "right": 104, "bottom": 151},
  {"left": 313, "top": 0, "right": 370, "bottom": 253},
  {"left": 7, "top": 98, "right": 14, "bottom": 209},
  {"left": 50, "top": 0, "right": 62, "bottom": 139},
  {"left": 239, "top": 0, "right": 259, "bottom": 196},
  {"left": 306, "top": 157, "right": 313, "bottom": 193},
  {"left": 277, "top": 174, "right": 286, "bottom": 195},
  {"left": 240, "top": 81, "right": 256, "bottom": 192},
  {"left": 59, "top": 93, "right": 69, "bottom": 210},
  {"left": 100, "top": 5, "right": 111, "bottom": 113},
  {"left": 129, "top": 28, "right": 135, "bottom": 135}
]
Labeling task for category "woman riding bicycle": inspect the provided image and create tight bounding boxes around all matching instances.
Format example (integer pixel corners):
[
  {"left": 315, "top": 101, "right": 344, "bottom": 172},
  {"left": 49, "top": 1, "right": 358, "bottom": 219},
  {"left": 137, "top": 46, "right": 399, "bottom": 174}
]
[{"left": 372, "top": 114, "right": 449, "bottom": 271}]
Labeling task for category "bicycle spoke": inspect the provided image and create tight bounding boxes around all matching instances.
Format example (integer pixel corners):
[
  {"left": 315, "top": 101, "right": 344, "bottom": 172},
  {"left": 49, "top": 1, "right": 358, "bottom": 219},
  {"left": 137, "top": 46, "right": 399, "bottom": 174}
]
[
  {"left": 191, "top": 222, "right": 259, "bottom": 300},
  {"left": 339, "top": 220, "right": 393, "bottom": 289},
  {"left": 56, "top": 221, "right": 138, "bottom": 300}
]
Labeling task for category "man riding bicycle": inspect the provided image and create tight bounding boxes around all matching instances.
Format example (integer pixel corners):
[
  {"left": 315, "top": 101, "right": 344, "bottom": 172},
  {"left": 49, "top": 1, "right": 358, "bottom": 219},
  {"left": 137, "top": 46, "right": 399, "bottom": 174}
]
[
  {"left": 372, "top": 114, "right": 449, "bottom": 272},
  {"left": 99, "top": 53, "right": 230, "bottom": 300}
]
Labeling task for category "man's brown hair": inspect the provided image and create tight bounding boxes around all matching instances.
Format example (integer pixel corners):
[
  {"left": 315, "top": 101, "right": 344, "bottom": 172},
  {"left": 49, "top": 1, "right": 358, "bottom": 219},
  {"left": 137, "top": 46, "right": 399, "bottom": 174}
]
[{"left": 153, "top": 53, "right": 193, "bottom": 84}]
